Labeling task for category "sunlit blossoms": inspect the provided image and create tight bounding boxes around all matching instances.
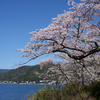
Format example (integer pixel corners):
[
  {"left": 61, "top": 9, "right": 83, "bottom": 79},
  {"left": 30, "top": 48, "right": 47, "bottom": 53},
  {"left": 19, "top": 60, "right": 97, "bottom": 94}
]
[
  {"left": 16, "top": 0, "right": 100, "bottom": 84},
  {"left": 38, "top": 58, "right": 52, "bottom": 69}
]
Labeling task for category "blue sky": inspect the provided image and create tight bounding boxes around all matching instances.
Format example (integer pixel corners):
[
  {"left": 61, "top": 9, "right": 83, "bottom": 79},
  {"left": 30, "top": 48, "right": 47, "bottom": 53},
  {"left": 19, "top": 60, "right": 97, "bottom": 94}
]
[{"left": 0, "top": 0, "right": 72, "bottom": 69}]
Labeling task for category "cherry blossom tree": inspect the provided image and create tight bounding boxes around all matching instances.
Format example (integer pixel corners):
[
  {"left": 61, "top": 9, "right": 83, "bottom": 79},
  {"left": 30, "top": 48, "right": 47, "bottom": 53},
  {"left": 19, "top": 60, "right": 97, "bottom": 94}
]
[{"left": 16, "top": 0, "right": 100, "bottom": 84}]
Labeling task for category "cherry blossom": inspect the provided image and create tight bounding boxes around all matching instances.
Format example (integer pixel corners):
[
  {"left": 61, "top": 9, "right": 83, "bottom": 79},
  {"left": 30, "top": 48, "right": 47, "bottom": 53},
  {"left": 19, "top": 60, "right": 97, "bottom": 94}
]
[{"left": 16, "top": 0, "right": 100, "bottom": 84}]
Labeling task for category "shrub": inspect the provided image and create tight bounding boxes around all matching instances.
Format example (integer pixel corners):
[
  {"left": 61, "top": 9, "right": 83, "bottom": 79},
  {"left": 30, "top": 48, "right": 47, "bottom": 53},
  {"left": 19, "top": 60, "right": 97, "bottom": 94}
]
[
  {"left": 33, "top": 86, "right": 52, "bottom": 100},
  {"left": 24, "top": 82, "right": 100, "bottom": 100},
  {"left": 85, "top": 81, "right": 100, "bottom": 99},
  {"left": 33, "top": 86, "right": 63, "bottom": 100},
  {"left": 23, "top": 91, "right": 34, "bottom": 100}
]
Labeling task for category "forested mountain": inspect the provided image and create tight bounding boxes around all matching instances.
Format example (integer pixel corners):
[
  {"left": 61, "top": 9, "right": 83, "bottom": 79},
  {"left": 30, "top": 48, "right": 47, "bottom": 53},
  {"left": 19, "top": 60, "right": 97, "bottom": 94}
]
[
  {"left": 0, "top": 69, "right": 10, "bottom": 73},
  {"left": 0, "top": 64, "right": 55, "bottom": 81}
]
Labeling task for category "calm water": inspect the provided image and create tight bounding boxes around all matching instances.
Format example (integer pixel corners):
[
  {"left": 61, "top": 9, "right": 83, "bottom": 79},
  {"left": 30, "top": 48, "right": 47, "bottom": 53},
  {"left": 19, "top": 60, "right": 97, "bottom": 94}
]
[{"left": 0, "top": 84, "right": 55, "bottom": 100}]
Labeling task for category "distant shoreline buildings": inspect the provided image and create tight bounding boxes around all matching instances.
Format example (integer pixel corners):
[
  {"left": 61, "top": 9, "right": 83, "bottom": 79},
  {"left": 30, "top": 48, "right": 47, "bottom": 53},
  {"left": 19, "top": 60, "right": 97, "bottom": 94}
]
[{"left": 0, "top": 80, "right": 57, "bottom": 85}]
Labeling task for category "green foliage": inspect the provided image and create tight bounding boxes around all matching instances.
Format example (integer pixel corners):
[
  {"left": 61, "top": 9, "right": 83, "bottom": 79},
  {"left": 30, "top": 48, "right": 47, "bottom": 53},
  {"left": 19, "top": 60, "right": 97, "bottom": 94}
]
[
  {"left": 34, "top": 86, "right": 53, "bottom": 100},
  {"left": 24, "top": 82, "right": 100, "bottom": 100},
  {"left": 24, "top": 84, "right": 80, "bottom": 100},
  {"left": 23, "top": 91, "right": 34, "bottom": 100},
  {"left": 25, "top": 86, "right": 63, "bottom": 100},
  {"left": 62, "top": 84, "right": 78, "bottom": 97},
  {"left": 85, "top": 81, "right": 100, "bottom": 99}
]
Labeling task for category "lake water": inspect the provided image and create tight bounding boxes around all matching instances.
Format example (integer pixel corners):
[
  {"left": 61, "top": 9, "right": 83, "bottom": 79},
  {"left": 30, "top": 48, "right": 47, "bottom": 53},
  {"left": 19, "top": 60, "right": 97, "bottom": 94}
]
[{"left": 0, "top": 84, "right": 55, "bottom": 100}]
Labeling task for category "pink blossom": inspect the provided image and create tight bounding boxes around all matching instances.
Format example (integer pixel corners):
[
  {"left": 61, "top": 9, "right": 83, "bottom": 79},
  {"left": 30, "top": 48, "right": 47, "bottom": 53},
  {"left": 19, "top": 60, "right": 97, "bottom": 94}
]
[{"left": 16, "top": 0, "right": 100, "bottom": 84}]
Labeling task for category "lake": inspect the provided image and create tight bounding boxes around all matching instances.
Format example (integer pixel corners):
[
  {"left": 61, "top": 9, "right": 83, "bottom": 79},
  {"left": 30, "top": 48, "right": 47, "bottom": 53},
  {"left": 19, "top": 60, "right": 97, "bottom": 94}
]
[{"left": 0, "top": 84, "right": 56, "bottom": 100}]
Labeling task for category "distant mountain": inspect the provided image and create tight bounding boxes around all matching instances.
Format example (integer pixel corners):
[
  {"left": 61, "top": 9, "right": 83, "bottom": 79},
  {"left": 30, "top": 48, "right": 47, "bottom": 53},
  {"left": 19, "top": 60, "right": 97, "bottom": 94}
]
[
  {"left": 0, "top": 64, "right": 56, "bottom": 81},
  {"left": 0, "top": 69, "right": 10, "bottom": 73}
]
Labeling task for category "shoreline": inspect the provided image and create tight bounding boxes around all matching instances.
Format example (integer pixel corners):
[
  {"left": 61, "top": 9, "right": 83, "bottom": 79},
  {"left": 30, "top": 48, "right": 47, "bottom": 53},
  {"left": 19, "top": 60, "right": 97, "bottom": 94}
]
[{"left": 0, "top": 83, "right": 57, "bottom": 85}]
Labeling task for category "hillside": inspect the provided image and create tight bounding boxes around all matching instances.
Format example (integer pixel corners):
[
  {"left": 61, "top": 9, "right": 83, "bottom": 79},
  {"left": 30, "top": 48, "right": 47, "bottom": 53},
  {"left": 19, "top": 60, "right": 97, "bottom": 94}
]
[
  {"left": 0, "top": 64, "right": 54, "bottom": 81},
  {"left": 0, "top": 69, "right": 10, "bottom": 73}
]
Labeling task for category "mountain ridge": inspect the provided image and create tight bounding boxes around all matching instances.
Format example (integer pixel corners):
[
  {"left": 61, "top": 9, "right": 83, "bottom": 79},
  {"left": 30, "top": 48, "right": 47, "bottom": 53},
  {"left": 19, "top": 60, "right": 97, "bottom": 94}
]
[
  {"left": 0, "top": 69, "right": 11, "bottom": 73},
  {"left": 0, "top": 64, "right": 55, "bottom": 81}
]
